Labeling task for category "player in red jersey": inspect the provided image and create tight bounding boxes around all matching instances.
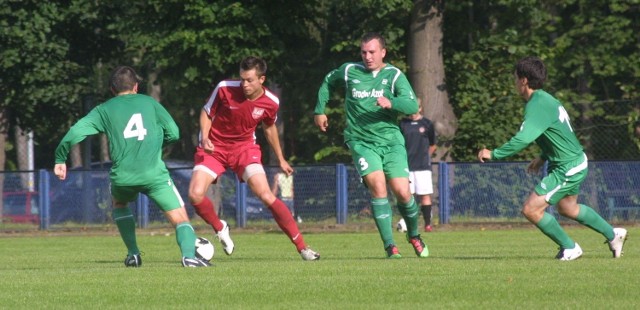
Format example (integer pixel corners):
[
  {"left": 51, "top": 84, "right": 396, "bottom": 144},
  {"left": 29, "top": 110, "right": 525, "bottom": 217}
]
[{"left": 188, "top": 56, "right": 320, "bottom": 261}]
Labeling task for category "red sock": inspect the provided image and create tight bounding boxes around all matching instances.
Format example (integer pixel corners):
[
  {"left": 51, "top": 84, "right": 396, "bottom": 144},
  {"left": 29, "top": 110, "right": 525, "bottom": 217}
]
[
  {"left": 269, "top": 199, "right": 306, "bottom": 252},
  {"left": 193, "top": 196, "right": 223, "bottom": 232}
]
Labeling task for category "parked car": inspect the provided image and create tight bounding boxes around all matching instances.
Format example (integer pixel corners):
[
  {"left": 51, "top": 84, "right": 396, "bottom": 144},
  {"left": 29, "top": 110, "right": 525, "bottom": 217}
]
[{"left": 2, "top": 191, "right": 39, "bottom": 224}]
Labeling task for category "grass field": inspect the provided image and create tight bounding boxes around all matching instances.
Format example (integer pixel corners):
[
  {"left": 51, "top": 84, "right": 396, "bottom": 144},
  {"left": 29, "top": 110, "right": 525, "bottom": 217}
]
[{"left": 0, "top": 226, "right": 638, "bottom": 309}]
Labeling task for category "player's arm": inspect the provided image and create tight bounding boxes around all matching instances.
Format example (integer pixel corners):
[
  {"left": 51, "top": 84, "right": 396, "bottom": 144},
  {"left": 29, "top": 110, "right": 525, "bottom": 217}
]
[
  {"left": 199, "top": 108, "right": 214, "bottom": 153},
  {"left": 156, "top": 103, "right": 180, "bottom": 145},
  {"left": 54, "top": 108, "right": 103, "bottom": 180},
  {"left": 427, "top": 119, "right": 437, "bottom": 156},
  {"left": 263, "top": 123, "right": 293, "bottom": 175},
  {"left": 383, "top": 73, "right": 418, "bottom": 115},
  {"left": 491, "top": 109, "right": 548, "bottom": 160},
  {"left": 314, "top": 67, "right": 343, "bottom": 131}
]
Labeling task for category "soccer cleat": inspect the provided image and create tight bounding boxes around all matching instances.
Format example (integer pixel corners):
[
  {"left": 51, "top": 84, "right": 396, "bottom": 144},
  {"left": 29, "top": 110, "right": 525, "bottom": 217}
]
[
  {"left": 555, "top": 243, "right": 583, "bottom": 261},
  {"left": 182, "top": 257, "right": 211, "bottom": 267},
  {"left": 385, "top": 244, "right": 402, "bottom": 259},
  {"left": 216, "top": 220, "right": 235, "bottom": 255},
  {"left": 607, "top": 227, "right": 628, "bottom": 258},
  {"left": 300, "top": 247, "right": 320, "bottom": 261},
  {"left": 124, "top": 253, "right": 142, "bottom": 267},
  {"left": 424, "top": 225, "right": 433, "bottom": 233},
  {"left": 408, "top": 235, "right": 430, "bottom": 258}
]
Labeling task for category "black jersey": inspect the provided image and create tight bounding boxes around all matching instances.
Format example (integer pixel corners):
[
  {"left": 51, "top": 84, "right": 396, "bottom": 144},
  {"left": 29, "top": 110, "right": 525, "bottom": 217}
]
[{"left": 400, "top": 116, "right": 436, "bottom": 171}]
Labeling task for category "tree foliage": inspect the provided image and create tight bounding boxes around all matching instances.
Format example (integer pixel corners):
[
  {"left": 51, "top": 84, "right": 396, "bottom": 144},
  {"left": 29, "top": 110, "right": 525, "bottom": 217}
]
[{"left": 0, "top": 0, "right": 638, "bottom": 169}]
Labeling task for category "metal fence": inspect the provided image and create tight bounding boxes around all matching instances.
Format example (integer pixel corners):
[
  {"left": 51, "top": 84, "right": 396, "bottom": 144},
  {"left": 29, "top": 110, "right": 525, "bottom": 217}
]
[{"left": 1, "top": 161, "right": 639, "bottom": 230}]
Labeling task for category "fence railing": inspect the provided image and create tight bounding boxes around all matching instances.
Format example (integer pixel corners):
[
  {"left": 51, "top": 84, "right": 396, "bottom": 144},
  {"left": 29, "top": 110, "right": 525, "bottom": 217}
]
[{"left": 1, "top": 161, "right": 639, "bottom": 230}]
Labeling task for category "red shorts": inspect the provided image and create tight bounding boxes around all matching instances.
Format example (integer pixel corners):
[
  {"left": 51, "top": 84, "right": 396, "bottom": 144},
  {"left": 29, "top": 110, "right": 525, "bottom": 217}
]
[{"left": 193, "top": 143, "right": 263, "bottom": 181}]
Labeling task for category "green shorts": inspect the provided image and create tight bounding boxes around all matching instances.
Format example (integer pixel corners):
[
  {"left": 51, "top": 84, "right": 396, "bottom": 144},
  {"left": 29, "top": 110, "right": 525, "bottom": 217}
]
[
  {"left": 347, "top": 141, "right": 409, "bottom": 179},
  {"left": 535, "top": 153, "right": 588, "bottom": 205},
  {"left": 111, "top": 177, "right": 184, "bottom": 212}
]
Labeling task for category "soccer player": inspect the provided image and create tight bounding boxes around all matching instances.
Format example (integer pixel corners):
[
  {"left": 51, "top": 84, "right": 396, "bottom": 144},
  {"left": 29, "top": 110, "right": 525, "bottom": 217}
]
[
  {"left": 478, "top": 56, "right": 627, "bottom": 260},
  {"left": 54, "top": 66, "right": 209, "bottom": 267},
  {"left": 188, "top": 56, "right": 320, "bottom": 261},
  {"left": 314, "top": 32, "right": 428, "bottom": 258},
  {"left": 398, "top": 104, "right": 437, "bottom": 232}
]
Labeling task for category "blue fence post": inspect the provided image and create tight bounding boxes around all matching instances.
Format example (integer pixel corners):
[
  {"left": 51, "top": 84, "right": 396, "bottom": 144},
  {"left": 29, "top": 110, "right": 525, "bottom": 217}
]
[
  {"left": 438, "top": 162, "right": 450, "bottom": 224},
  {"left": 136, "top": 194, "right": 149, "bottom": 228},
  {"left": 38, "top": 169, "right": 50, "bottom": 230},
  {"left": 236, "top": 180, "right": 247, "bottom": 228},
  {"left": 335, "top": 164, "right": 348, "bottom": 224}
]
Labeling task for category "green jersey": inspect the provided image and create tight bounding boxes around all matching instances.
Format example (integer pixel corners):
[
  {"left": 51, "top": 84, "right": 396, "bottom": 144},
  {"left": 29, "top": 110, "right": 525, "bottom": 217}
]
[
  {"left": 315, "top": 62, "right": 418, "bottom": 146},
  {"left": 492, "top": 89, "right": 583, "bottom": 164},
  {"left": 55, "top": 94, "right": 179, "bottom": 186}
]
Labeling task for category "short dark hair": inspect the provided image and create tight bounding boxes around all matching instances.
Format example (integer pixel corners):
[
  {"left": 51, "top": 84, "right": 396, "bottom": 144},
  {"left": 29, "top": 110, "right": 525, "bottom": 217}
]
[
  {"left": 361, "top": 32, "right": 386, "bottom": 49},
  {"left": 240, "top": 56, "right": 267, "bottom": 77},
  {"left": 515, "top": 56, "right": 546, "bottom": 89},
  {"left": 110, "top": 66, "right": 140, "bottom": 93}
]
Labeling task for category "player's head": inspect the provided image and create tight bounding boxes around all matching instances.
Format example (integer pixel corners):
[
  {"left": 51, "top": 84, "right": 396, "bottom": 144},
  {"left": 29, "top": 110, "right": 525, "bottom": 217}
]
[
  {"left": 360, "top": 32, "right": 387, "bottom": 71},
  {"left": 515, "top": 56, "right": 546, "bottom": 90},
  {"left": 239, "top": 56, "right": 267, "bottom": 100},
  {"left": 110, "top": 66, "right": 140, "bottom": 94}
]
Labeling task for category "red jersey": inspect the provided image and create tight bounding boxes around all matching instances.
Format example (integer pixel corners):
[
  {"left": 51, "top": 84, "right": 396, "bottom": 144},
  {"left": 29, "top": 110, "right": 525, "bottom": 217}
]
[{"left": 203, "top": 80, "right": 279, "bottom": 147}]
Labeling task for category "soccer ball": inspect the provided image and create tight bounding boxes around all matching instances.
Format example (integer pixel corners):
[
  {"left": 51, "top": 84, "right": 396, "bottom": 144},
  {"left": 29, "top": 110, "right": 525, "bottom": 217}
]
[
  {"left": 396, "top": 218, "right": 407, "bottom": 233},
  {"left": 195, "top": 237, "right": 215, "bottom": 261}
]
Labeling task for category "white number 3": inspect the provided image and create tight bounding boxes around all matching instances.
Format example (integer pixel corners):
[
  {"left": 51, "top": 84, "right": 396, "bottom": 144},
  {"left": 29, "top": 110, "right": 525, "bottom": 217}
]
[{"left": 123, "top": 113, "right": 147, "bottom": 141}]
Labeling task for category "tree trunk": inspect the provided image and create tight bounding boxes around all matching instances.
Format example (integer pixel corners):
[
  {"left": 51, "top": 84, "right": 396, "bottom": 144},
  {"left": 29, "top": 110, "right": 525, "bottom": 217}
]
[
  {"left": 408, "top": 0, "right": 457, "bottom": 162},
  {"left": 0, "top": 109, "right": 8, "bottom": 222},
  {"left": 70, "top": 144, "right": 82, "bottom": 168}
]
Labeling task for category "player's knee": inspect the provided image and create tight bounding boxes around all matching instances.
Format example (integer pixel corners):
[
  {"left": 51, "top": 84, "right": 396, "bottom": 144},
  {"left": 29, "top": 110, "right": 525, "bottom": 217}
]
[{"left": 188, "top": 187, "right": 206, "bottom": 204}]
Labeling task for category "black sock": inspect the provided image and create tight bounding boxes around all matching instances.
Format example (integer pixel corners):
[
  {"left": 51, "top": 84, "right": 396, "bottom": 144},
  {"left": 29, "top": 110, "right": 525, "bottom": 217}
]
[{"left": 421, "top": 205, "right": 432, "bottom": 226}]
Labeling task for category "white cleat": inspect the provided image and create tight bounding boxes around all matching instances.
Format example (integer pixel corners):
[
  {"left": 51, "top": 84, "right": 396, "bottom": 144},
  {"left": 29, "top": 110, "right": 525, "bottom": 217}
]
[
  {"left": 216, "top": 220, "right": 235, "bottom": 255},
  {"left": 608, "top": 227, "right": 628, "bottom": 258},
  {"left": 300, "top": 247, "right": 320, "bottom": 261},
  {"left": 556, "top": 243, "right": 583, "bottom": 261}
]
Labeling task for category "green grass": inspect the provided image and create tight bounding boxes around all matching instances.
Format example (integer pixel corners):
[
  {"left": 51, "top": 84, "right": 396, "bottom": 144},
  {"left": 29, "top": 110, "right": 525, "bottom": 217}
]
[{"left": 0, "top": 227, "right": 638, "bottom": 309}]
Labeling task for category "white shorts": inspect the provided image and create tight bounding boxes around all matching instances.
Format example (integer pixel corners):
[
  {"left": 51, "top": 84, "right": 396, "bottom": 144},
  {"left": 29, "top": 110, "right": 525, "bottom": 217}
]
[{"left": 408, "top": 170, "right": 433, "bottom": 195}]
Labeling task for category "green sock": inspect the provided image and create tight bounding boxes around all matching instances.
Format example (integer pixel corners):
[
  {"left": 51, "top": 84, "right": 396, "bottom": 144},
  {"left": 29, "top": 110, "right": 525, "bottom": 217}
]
[
  {"left": 398, "top": 197, "right": 420, "bottom": 238},
  {"left": 535, "top": 212, "right": 575, "bottom": 249},
  {"left": 113, "top": 207, "right": 139, "bottom": 255},
  {"left": 176, "top": 222, "right": 197, "bottom": 258},
  {"left": 575, "top": 204, "right": 615, "bottom": 241},
  {"left": 371, "top": 198, "right": 395, "bottom": 248}
]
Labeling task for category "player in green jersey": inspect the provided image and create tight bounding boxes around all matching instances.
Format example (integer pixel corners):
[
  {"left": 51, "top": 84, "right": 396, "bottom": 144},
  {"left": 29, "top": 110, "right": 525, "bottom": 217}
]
[
  {"left": 478, "top": 56, "right": 627, "bottom": 260},
  {"left": 54, "top": 66, "right": 209, "bottom": 267},
  {"left": 314, "top": 32, "right": 428, "bottom": 258}
]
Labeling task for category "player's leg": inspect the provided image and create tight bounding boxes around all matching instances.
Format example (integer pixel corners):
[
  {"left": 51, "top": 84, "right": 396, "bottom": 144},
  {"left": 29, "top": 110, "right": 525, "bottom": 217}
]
[
  {"left": 189, "top": 148, "right": 225, "bottom": 233},
  {"left": 149, "top": 178, "right": 209, "bottom": 267},
  {"left": 555, "top": 163, "right": 625, "bottom": 257},
  {"left": 111, "top": 186, "right": 142, "bottom": 267},
  {"left": 351, "top": 142, "right": 398, "bottom": 257},
  {"left": 245, "top": 165, "right": 313, "bottom": 256},
  {"left": 522, "top": 191, "right": 580, "bottom": 260},
  {"left": 414, "top": 170, "right": 435, "bottom": 232},
  {"left": 385, "top": 145, "right": 421, "bottom": 239}
]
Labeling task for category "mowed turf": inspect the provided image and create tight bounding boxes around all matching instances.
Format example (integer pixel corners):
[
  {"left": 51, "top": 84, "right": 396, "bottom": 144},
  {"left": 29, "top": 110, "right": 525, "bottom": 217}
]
[{"left": 0, "top": 227, "right": 638, "bottom": 309}]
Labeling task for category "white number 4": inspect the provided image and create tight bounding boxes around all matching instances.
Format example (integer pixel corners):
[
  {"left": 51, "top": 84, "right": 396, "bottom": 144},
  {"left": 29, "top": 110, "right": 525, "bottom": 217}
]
[{"left": 123, "top": 113, "right": 147, "bottom": 141}]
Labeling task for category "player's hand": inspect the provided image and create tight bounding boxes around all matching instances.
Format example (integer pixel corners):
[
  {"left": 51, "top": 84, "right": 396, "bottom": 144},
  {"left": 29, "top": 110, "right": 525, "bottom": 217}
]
[
  {"left": 376, "top": 97, "right": 392, "bottom": 109},
  {"left": 314, "top": 114, "right": 328, "bottom": 132},
  {"left": 54, "top": 163, "right": 67, "bottom": 180},
  {"left": 202, "top": 139, "right": 214, "bottom": 154},
  {"left": 527, "top": 157, "right": 544, "bottom": 174},
  {"left": 280, "top": 161, "right": 294, "bottom": 176},
  {"left": 477, "top": 148, "right": 492, "bottom": 163}
]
